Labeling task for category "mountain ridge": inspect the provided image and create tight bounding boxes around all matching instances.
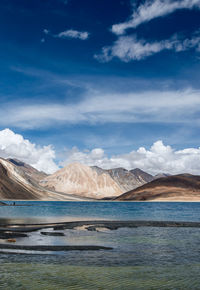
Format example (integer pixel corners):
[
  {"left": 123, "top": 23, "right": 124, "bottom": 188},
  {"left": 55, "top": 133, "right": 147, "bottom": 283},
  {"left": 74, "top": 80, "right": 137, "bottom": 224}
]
[
  {"left": 40, "top": 162, "right": 123, "bottom": 199},
  {"left": 115, "top": 174, "right": 200, "bottom": 201},
  {"left": 0, "top": 158, "right": 91, "bottom": 201}
]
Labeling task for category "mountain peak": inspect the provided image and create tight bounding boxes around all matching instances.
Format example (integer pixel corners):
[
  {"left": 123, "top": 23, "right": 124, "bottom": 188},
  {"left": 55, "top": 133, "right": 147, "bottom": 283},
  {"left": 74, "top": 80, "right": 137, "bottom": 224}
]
[{"left": 40, "top": 162, "right": 122, "bottom": 199}]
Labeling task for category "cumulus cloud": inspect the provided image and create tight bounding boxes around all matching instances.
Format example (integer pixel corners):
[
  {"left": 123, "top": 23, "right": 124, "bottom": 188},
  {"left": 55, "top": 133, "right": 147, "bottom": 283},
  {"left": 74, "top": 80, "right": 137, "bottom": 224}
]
[
  {"left": 95, "top": 33, "right": 200, "bottom": 62},
  {"left": 1, "top": 88, "right": 200, "bottom": 129},
  {"left": 112, "top": 0, "right": 200, "bottom": 35},
  {"left": 60, "top": 141, "right": 200, "bottom": 175},
  {"left": 0, "top": 129, "right": 58, "bottom": 174},
  {"left": 2, "top": 129, "right": 200, "bottom": 175}
]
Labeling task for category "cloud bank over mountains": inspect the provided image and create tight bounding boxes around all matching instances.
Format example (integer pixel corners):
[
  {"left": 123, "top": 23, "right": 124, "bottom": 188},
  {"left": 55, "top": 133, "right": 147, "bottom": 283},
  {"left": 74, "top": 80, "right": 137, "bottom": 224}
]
[
  {"left": 60, "top": 141, "right": 200, "bottom": 175},
  {"left": 0, "top": 129, "right": 58, "bottom": 174},
  {"left": 1, "top": 129, "right": 200, "bottom": 175}
]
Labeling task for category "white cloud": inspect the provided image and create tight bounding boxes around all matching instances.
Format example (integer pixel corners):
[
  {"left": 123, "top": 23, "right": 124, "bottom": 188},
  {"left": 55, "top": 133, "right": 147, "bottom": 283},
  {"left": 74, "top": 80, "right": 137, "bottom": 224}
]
[
  {"left": 60, "top": 141, "right": 200, "bottom": 175},
  {"left": 56, "top": 29, "right": 89, "bottom": 40},
  {"left": 112, "top": 0, "right": 200, "bottom": 35},
  {"left": 95, "top": 33, "right": 200, "bottom": 62},
  {"left": 44, "top": 28, "right": 89, "bottom": 40},
  {"left": 1, "top": 129, "right": 200, "bottom": 175},
  {"left": 0, "top": 129, "right": 58, "bottom": 174},
  {"left": 1, "top": 88, "right": 200, "bottom": 128}
]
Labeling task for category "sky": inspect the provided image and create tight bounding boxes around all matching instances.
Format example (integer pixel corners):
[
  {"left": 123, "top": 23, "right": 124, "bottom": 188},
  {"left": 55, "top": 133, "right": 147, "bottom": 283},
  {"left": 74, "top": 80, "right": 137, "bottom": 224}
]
[{"left": 1, "top": 0, "right": 200, "bottom": 174}]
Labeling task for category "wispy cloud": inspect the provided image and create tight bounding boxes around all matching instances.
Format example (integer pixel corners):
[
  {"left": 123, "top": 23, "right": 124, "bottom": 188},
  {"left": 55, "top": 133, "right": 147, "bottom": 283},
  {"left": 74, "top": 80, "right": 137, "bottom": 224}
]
[
  {"left": 95, "top": 32, "right": 200, "bottom": 62},
  {"left": 56, "top": 29, "right": 89, "bottom": 40},
  {"left": 112, "top": 0, "right": 200, "bottom": 35},
  {"left": 1, "top": 88, "right": 200, "bottom": 129},
  {"left": 43, "top": 28, "right": 89, "bottom": 40}
]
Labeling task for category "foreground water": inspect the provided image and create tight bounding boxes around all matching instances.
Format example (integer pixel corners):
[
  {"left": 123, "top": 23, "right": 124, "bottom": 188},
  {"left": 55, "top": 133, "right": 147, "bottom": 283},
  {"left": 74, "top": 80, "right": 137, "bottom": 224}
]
[{"left": 0, "top": 202, "right": 200, "bottom": 289}]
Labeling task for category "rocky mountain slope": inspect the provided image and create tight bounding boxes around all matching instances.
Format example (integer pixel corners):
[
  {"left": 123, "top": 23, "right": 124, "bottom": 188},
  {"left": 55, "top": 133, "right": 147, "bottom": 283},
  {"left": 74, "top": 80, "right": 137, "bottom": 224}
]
[
  {"left": 130, "top": 168, "right": 154, "bottom": 183},
  {"left": 91, "top": 166, "right": 153, "bottom": 192},
  {"left": 8, "top": 158, "right": 48, "bottom": 184},
  {"left": 0, "top": 158, "right": 89, "bottom": 201},
  {"left": 40, "top": 163, "right": 123, "bottom": 199},
  {"left": 115, "top": 174, "right": 200, "bottom": 201}
]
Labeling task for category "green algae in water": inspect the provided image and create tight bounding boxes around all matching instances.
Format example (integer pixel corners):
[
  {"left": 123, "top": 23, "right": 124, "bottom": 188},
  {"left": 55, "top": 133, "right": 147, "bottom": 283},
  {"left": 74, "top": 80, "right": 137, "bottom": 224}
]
[{"left": 0, "top": 263, "right": 200, "bottom": 290}]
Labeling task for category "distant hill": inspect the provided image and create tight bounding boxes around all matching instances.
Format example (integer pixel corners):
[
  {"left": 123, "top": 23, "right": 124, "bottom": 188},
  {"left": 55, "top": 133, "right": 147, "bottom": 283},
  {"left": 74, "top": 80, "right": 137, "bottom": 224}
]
[{"left": 115, "top": 174, "right": 200, "bottom": 201}]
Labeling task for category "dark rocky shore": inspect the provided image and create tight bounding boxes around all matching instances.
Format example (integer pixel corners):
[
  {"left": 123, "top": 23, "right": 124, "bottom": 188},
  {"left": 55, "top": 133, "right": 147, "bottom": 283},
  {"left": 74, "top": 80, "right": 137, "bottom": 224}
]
[
  {"left": 0, "top": 244, "right": 112, "bottom": 251},
  {"left": 1, "top": 220, "right": 200, "bottom": 231}
]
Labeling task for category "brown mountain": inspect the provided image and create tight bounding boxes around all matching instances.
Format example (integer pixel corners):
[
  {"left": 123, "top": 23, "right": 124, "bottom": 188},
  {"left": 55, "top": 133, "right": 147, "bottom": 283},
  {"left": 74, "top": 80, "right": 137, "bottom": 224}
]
[
  {"left": 40, "top": 163, "right": 123, "bottom": 199},
  {"left": 115, "top": 174, "right": 200, "bottom": 201},
  {"left": 0, "top": 158, "right": 90, "bottom": 201}
]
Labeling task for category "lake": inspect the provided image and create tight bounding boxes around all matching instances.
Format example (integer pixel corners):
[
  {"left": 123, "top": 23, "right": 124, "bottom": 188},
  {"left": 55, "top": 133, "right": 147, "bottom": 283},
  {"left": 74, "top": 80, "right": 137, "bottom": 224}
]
[{"left": 0, "top": 201, "right": 200, "bottom": 289}]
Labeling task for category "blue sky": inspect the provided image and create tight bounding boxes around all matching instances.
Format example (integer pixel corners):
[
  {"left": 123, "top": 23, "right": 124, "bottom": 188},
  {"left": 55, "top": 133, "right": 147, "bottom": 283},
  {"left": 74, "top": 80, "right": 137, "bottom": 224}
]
[{"left": 1, "top": 0, "right": 200, "bottom": 173}]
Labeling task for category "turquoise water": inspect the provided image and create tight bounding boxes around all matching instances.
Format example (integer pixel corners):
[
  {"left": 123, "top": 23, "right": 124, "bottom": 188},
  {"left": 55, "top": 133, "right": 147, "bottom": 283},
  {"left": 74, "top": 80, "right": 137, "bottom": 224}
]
[
  {"left": 0, "top": 202, "right": 200, "bottom": 289},
  {"left": 0, "top": 201, "right": 200, "bottom": 223}
]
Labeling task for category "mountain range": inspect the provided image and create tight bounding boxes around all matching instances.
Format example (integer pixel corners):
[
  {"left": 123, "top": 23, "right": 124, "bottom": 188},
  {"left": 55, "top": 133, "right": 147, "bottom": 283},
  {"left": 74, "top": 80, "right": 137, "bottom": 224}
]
[
  {"left": 40, "top": 163, "right": 154, "bottom": 199},
  {"left": 0, "top": 158, "right": 200, "bottom": 201},
  {"left": 0, "top": 158, "right": 90, "bottom": 201}
]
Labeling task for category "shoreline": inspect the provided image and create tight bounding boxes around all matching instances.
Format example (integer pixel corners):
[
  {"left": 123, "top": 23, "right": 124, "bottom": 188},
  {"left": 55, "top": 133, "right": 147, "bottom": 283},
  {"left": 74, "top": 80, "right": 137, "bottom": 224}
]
[
  {"left": 1, "top": 220, "right": 200, "bottom": 230},
  {"left": 1, "top": 200, "right": 200, "bottom": 204}
]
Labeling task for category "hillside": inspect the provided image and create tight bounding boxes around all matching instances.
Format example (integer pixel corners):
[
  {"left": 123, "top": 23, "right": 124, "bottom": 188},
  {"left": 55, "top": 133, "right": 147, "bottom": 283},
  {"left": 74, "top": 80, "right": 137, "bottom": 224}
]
[
  {"left": 8, "top": 158, "right": 48, "bottom": 184},
  {"left": 115, "top": 174, "right": 200, "bottom": 201}
]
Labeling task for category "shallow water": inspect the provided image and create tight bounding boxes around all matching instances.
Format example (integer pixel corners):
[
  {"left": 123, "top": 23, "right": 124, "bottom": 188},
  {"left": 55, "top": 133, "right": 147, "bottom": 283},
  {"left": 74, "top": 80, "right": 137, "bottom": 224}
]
[
  {"left": 0, "top": 263, "right": 200, "bottom": 290},
  {"left": 0, "top": 202, "right": 200, "bottom": 289}
]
